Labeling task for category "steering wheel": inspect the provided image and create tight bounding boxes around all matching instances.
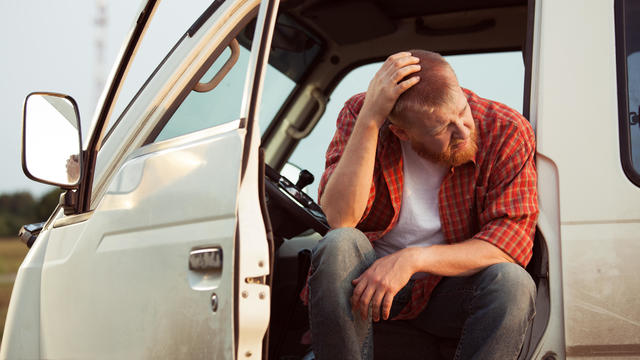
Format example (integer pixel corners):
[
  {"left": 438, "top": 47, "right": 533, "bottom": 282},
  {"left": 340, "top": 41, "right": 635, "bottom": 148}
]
[{"left": 264, "top": 164, "right": 330, "bottom": 239}]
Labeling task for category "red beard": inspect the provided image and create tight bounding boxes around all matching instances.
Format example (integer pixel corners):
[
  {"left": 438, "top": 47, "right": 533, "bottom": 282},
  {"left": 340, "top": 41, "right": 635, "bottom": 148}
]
[{"left": 411, "top": 130, "right": 478, "bottom": 167}]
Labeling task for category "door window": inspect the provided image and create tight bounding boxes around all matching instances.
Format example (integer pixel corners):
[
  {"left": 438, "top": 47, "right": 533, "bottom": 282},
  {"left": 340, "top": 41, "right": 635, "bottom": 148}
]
[
  {"left": 102, "top": 0, "right": 218, "bottom": 142},
  {"left": 148, "top": 15, "right": 321, "bottom": 143},
  {"left": 616, "top": 0, "right": 640, "bottom": 186},
  {"left": 153, "top": 44, "right": 252, "bottom": 142}
]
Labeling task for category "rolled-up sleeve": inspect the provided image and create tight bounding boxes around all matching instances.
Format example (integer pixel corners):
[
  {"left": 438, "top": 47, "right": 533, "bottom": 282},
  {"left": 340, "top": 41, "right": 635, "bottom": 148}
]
[
  {"left": 317, "top": 94, "right": 377, "bottom": 222},
  {"left": 472, "top": 123, "right": 538, "bottom": 267}
]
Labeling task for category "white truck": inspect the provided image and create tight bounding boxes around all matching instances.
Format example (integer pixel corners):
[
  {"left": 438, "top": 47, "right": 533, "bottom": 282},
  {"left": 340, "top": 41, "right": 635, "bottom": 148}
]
[{"left": 2, "top": 0, "right": 639, "bottom": 359}]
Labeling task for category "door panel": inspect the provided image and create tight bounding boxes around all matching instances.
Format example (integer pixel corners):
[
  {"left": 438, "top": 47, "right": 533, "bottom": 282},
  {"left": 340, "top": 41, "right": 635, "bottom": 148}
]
[
  {"left": 562, "top": 223, "right": 640, "bottom": 352},
  {"left": 534, "top": 0, "right": 640, "bottom": 357},
  {"left": 40, "top": 127, "right": 244, "bottom": 358}
]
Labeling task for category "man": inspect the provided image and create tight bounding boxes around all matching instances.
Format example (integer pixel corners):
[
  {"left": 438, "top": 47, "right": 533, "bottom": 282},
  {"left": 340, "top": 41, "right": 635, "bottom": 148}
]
[{"left": 305, "top": 50, "right": 538, "bottom": 359}]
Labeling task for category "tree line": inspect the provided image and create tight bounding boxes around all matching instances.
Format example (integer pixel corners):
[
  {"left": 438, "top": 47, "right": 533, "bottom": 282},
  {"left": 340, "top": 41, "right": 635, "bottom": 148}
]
[{"left": 0, "top": 189, "right": 61, "bottom": 237}]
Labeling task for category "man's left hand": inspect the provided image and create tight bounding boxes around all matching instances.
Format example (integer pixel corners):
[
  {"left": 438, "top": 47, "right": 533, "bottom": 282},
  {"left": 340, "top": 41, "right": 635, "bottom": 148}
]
[{"left": 351, "top": 248, "right": 417, "bottom": 322}]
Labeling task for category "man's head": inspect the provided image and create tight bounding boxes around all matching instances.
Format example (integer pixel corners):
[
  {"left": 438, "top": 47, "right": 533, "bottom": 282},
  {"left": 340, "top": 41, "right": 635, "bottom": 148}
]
[{"left": 388, "top": 50, "right": 477, "bottom": 167}]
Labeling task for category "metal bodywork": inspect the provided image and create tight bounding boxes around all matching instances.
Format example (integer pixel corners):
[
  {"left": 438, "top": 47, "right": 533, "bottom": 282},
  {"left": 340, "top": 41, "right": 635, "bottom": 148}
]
[
  {"left": 3, "top": 0, "right": 273, "bottom": 358},
  {"left": 533, "top": 0, "right": 640, "bottom": 357}
]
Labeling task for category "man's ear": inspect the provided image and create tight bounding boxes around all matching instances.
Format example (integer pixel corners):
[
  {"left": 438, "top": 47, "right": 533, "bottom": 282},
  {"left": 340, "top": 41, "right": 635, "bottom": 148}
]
[{"left": 389, "top": 123, "right": 410, "bottom": 141}]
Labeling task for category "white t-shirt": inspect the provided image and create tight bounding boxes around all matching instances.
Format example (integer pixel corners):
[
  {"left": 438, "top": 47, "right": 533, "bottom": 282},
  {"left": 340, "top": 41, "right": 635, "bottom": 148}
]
[{"left": 374, "top": 140, "right": 449, "bottom": 270}]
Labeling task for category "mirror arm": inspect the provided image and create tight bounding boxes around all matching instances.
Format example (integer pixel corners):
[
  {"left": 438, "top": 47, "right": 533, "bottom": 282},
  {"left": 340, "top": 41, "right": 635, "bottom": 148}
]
[
  {"left": 63, "top": 148, "right": 87, "bottom": 215},
  {"left": 61, "top": 190, "right": 79, "bottom": 216},
  {"left": 78, "top": 148, "right": 96, "bottom": 213}
]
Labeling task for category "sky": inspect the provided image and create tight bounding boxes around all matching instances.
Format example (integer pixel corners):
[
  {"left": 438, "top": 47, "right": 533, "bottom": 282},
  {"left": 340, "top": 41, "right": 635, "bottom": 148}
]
[
  {"left": 0, "top": 1, "right": 236, "bottom": 197},
  {"left": 0, "top": 1, "right": 141, "bottom": 196},
  {"left": 0, "top": 1, "right": 524, "bottom": 200}
]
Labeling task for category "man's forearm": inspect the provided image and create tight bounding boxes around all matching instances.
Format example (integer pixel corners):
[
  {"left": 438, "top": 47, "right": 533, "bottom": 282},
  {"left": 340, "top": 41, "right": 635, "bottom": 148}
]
[
  {"left": 320, "top": 52, "right": 421, "bottom": 229},
  {"left": 320, "top": 117, "right": 381, "bottom": 228},
  {"left": 351, "top": 237, "right": 515, "bottom": 321},
  {"left": 405, "top": 239, "right": 515, "bottom": 277}
]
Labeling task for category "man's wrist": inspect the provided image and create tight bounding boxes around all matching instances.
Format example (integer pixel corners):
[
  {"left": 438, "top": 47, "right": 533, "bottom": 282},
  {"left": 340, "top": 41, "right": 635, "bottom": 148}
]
[
  {"left": 357, "top": 107, "right": 386, "bottom": 130},
  {"left": 403, "top": 246, "right": 431, "bottom": 275}
]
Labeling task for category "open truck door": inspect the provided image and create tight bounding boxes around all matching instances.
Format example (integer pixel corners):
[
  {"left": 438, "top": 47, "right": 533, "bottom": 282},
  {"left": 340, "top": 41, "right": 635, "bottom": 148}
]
[{"left": 2, "top": 0, "right": 279, "bottom": 358}]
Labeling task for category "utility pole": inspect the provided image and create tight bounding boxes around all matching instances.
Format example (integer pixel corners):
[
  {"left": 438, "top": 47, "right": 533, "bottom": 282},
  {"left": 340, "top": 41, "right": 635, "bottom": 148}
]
[{"left": 94, "top": 0, "right": 107, "bottom": 106}]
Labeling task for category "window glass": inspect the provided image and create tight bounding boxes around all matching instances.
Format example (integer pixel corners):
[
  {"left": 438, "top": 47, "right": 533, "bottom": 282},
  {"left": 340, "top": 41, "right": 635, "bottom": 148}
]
[
  {"left": 103, "top": 0, "right": 215, "bottom": 140},
  {"left": 154, "top": 45, "right": 251, "bottom": 142},
  {"left": 240, "top": 13, "right": 322, "bottom": 134},
  {"left": 289, "top": 51, "right": 524, "bottom": 201},
  {"left": 259, "top": 61, "right": 296, "bottom": 135},
  {"left": 622, "top": 0, "right": 640, "bottom": 176},
  {"left": 630, "top": 53, "right": 640, "bottom": 172},
  {"left": 153, "top": 44, "right": 297, "bottom": 142},
  {"left": 150, "top": 14, "right": 321, "bottom": 143}
]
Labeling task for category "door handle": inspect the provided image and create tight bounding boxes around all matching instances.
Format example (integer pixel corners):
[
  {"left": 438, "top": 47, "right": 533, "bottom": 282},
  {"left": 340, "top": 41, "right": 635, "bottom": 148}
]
[
  {"left": 193, "top": 39, "right": 240, "bottom": 93},
  {"left": 189, "top": 247, "right": 223, "bottom": 271},
  {"left": 286, "top": 88, "right": 327, "bottom": 139}
]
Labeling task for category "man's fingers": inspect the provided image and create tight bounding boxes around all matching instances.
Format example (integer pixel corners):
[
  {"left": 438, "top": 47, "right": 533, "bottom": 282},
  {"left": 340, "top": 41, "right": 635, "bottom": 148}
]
[
  {"left": 393, "top": 64, "right": 421, "bottom": 82},
  {"left": 379, "top": 54, "right": 418, "bottom": 78},
  {"left": 370, "top": 290, "right": 385, "bottom": 322},
  {"left": 386, "top": 53, "right": 419, "bottom": 67},
  {"left": 395, "top": 76, "right": 420, "bottom": 95},
  {"left": 350, "top": 279, "right": 365, "bottom": 311},
  {"left": 386, "top": 51, "right": 413, "bottom": 61},
  {"left": 358, "top": 286, "right": 375, "bottom": 320},
  {"left": 382, "top": 292, "right": 395, "bottom": 320},
  {"left": 362, "top": 51, "right": 421, "bottom": 123},
  {"left": 350, "top": 276, "right": 369, "bottom": 312},
  {"left": 385, "top": 59, "right": 419, "bottom": 79}
]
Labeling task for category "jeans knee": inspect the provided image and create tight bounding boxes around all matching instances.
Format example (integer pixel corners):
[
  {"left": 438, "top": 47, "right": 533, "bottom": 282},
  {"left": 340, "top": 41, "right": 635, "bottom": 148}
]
[
  {"left": 312, "top": 228, "right": 372, "bottom": 263},
  {"left": 475, "top": 262, "right": 536, "bottom": 319},
  {"left": 310, "top": 227, "right": 375, "bottom": 282}
]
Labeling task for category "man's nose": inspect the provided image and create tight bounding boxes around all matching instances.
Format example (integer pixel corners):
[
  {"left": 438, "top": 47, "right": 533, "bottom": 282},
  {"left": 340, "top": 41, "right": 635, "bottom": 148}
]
[{"left": 453, "top": 118, "right": 471, "bottom": 140}]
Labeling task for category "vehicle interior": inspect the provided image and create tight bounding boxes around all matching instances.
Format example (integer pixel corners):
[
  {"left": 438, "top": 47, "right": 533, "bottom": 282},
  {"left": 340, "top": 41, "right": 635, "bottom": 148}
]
[{"left": 144, "top": 0, "right": 548, "bottom": 359}]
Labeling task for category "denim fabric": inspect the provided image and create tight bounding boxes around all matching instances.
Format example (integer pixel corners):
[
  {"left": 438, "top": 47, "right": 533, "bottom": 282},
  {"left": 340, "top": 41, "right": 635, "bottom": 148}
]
[
  {"left": 309, "top": 228, "right": 536, "bottom": 360},
  {"left": 309, "top": 228, "right": 377, "bottom": 360},
  {"left": 409, "top": 262, "right": 537, "bottom": 360}
]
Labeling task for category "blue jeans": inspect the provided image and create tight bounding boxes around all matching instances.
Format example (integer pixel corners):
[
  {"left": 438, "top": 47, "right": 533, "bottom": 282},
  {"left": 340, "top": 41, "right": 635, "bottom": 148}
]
[{"left": 308, "top": 228, "right": 536, "bottom": 360}]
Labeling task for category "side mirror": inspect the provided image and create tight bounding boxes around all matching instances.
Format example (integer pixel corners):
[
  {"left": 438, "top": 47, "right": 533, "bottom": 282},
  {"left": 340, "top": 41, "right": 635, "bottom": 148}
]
[{"left": 22, "top": 92, "right": 82, "bottom": 188}]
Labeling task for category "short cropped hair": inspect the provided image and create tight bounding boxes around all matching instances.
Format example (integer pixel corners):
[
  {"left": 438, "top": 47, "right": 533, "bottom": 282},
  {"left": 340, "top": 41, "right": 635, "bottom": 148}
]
[{"left": 390, "top": 50, "right": 459, "bottom": 124}]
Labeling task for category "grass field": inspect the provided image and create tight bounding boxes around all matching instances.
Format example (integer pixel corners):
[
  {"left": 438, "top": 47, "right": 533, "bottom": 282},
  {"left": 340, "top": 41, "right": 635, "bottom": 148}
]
[
  {"left": 0, "top": 238, "right": 29, "bottom": 346},
  {"left": 0, "top": 239, "right": 28, "bottom": 275}
]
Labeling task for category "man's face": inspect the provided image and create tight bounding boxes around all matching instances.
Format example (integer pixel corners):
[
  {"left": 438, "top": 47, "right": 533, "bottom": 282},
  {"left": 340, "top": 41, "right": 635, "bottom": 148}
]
[{"left": 395, "top": 86, "right": 477, "bottom": 167}]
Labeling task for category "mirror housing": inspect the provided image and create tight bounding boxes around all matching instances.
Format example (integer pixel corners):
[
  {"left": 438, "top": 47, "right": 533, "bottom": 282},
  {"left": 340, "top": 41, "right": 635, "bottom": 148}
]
[{"left": 22, "top": 92, "right": 82, "bottom": 189}]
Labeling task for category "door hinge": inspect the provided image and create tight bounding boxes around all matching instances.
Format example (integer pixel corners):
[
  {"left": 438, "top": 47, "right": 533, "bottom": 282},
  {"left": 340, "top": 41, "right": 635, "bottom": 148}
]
[{"left": 245, "top": 275, "right": 267, "bottom": 285}]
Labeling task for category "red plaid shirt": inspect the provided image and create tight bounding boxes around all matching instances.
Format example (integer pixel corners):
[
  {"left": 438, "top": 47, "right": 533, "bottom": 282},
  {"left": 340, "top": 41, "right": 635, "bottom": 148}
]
[{"left": 304, "top": 88, "right": 538, "bottom": 320}]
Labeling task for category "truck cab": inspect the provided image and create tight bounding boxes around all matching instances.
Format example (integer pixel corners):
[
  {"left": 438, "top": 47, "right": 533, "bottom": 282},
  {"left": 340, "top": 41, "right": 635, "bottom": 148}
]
[{"left": 3, "top": 0, "right": 639, "bottom": 359}]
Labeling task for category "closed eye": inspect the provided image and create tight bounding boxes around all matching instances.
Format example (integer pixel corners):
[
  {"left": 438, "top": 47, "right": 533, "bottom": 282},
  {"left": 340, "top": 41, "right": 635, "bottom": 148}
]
[
  {"left": 458, "top": 104, "right": 468, "bottom": 117},
  {"left": 430, "top": 126, "right": 447, "bottom": 136}
]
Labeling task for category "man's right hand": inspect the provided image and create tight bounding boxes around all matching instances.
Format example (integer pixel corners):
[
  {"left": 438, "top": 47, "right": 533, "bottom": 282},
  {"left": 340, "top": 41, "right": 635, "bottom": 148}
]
[{"left": 359, "top": 52, "right": 421, "bottom": 128}]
